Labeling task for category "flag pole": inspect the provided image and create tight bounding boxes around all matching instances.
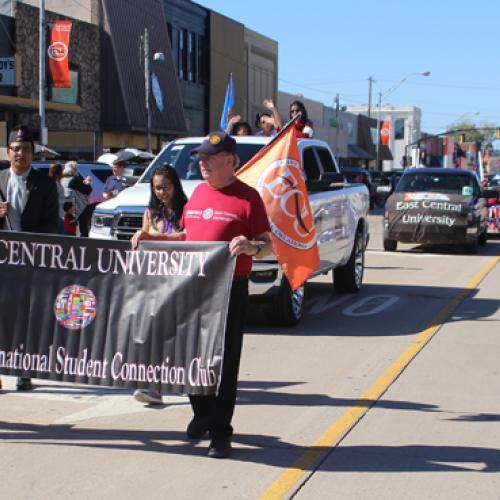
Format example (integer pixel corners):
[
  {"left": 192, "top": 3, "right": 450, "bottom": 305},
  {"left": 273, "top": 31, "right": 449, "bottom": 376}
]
[{"left": 39, "top": 0, "right": 47, "bottom": 151}]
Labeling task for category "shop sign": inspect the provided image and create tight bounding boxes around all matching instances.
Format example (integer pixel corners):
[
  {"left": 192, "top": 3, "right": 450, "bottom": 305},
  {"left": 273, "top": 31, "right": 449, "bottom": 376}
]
[{"left": 0, "top": 57, "right": 15, "bottom": 86}]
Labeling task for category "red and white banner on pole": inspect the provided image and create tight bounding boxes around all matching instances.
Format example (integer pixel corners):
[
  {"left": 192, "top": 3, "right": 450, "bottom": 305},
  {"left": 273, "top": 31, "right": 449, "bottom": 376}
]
[
  {"left": 48, "top": 20, "right": 72, "bottom": 88},
  {"left": 380, "top": 121, "right": 391, "bottom": 146}
]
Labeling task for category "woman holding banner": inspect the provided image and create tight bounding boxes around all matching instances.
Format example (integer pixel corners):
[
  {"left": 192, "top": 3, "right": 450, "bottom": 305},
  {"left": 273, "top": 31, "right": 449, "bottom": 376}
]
[{"left": 131, "top": 164, "right": 188, "bottom": 404}]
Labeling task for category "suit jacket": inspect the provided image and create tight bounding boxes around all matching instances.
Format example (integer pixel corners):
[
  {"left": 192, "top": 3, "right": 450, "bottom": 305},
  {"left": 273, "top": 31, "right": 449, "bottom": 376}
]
[{"left": 0, "top": 167, "right": 59, "bottom": 234}]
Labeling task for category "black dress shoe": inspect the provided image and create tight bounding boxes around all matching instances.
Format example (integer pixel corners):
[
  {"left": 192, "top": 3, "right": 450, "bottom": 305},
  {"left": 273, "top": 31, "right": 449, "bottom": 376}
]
[
  {"left": 16, "top": 377, "right": 33, "bottom": 391},
  {"left": 208, "top": 437, "right": 232, "bottom": 459},
  {"left": 186, "top": 417, "right": 209, "bottom": 439}
]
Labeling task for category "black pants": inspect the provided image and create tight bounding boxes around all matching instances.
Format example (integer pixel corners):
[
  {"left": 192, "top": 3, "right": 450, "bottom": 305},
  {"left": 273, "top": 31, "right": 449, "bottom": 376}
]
[
  {"left": 189, "top": 277, "right": 249, "bottom": 439},
  {"left": 78, "top": 205, "right": 93, "bottom": 237}
]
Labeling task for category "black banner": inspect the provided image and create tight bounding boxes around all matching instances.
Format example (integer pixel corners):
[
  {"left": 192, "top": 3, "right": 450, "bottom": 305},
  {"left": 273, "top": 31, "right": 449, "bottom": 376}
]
[
  {"left": 385, "top": 192, "right": 471, "bottom": 244},
  {"left": 0, "top": 232, "right": 235, "bottom": 395}
]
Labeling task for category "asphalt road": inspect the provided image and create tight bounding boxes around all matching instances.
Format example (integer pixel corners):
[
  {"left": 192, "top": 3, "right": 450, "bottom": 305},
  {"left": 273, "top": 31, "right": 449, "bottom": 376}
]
[{"left": 1, "top": 209, "right": 499, "bottom": 500}]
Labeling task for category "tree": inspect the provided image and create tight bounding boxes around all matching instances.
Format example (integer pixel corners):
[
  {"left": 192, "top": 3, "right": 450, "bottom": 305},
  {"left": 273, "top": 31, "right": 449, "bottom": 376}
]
[{"left": 446, "top": 120, "right": 495, "bottom": 144}]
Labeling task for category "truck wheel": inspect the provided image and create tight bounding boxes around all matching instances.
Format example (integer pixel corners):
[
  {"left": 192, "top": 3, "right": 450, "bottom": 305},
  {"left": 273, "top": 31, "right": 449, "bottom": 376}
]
[
  {"left": 478, "top": 229, "right": 487, "bottom": 246},
  {"left": 383, "top": 238, "right": 397, "bottom": 252},
  {"left": 464, "top": 237, "right": 478, "bottom": 254},
  {"left": 334, "top": 229, "right": 364, "bottom": 293},
  {"left": 273, "top": 277, "right": 305, "bottom": 326}
]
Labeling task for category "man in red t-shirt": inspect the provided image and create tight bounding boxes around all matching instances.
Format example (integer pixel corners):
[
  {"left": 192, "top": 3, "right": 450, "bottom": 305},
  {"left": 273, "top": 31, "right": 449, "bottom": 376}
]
[{"left": 182, "top": 131, "right": 271, "bottom": 458}]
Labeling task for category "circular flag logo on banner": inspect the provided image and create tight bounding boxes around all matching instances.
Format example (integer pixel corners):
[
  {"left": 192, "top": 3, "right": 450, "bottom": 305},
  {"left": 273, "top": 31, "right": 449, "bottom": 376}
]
[
  {"left": 54, "top": 285, "right": 97, "bottom": 330},
  {"left": 47, "top": 42, "right": 68, "bottom": 61}
]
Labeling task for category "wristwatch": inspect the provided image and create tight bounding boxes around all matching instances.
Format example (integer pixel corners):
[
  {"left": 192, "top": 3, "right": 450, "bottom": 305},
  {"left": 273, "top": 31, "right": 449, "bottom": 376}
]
[{"left": 254, "top": 242, "right": 264, "bottom": 256}]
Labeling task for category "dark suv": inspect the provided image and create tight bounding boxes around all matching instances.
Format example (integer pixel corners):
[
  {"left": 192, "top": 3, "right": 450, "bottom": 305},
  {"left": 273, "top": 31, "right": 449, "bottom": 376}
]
[{"left": 340, "top": 166, "right": 376, "bottom": 209}]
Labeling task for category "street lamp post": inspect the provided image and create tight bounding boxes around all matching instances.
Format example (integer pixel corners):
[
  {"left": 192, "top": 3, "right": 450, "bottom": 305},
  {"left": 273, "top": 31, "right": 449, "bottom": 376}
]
[
  {"left": 143, "top": 28, "right": 152, "bottom": 152},
  {"left": 39, "top": 0, "right": 47, "bottom": 149},
  {"left": 375, "top": 71, "right": 431, "bottom": 170}
]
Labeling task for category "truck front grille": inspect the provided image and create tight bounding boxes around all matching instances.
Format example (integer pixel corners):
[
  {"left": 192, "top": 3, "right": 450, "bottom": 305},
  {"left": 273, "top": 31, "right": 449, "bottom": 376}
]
[{"left": 114, "top": 215, "right": 142, "bottom": 240}]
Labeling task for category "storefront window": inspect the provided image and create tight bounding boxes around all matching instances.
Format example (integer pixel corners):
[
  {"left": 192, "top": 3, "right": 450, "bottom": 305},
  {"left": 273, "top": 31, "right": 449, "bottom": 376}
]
[
  {"left": 395, "top": 118, "right": 405, "bottom": 140},
  {"left": 50, "top": 67, "right": 79, "bottom": 105}
]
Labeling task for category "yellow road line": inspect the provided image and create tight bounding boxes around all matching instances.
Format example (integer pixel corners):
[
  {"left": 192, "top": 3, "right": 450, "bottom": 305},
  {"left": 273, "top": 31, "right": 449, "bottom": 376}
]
[{"left": 259, "top": 256, "right": 500, "bottom": 500}]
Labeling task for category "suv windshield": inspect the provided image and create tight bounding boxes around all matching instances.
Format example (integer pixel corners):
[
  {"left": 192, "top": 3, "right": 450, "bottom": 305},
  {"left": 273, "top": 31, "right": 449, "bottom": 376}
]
[
  {"left": 139, "top": 142, "right": 265, "bottom": 183},
  {"left": 396, "top": 172, "right": 475, "bottom": 195}
]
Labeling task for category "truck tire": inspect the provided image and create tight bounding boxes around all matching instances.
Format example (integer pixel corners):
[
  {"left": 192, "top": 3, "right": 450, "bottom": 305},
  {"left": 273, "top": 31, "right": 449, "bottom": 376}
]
[
  {"left": 464, "top": 236, "right": 478, "bottom": 254},
  {"left": 383, "top": 238, "right": 397, "bottom": 252},
  {"left": 273, "top": 277, "right": 305, "bottom": 326},
  {"left": 334, "top": 229, "right": 364, "bottom": 293},
  {"left": 478, "top": 229, "right": 487, "bottom": 246}
]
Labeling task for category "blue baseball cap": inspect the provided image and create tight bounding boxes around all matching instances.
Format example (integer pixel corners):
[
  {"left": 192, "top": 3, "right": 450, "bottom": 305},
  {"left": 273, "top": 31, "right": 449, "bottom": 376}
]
[{"left": 191, "top": 131, "right": 236, "bottom": 156}]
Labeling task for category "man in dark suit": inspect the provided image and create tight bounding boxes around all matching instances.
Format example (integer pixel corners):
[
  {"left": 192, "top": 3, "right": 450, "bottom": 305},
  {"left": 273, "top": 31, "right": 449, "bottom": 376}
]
[{"left": 0, "top": 125, "right": 59, "bottom": 391}]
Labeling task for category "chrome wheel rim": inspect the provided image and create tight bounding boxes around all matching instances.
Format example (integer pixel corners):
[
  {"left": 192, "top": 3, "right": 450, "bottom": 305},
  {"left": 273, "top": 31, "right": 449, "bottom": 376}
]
[
  {"left": 292, "top": 286, "right": 305, "bottom": 318},
  {"left": 354, "top": 236, "right": 364, "bottom": 287}
]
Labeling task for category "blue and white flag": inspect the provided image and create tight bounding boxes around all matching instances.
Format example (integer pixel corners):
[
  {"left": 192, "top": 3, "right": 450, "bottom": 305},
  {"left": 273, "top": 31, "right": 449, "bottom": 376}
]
[{"left": 220, "top": 73, "right": 234, "bottom": 131}]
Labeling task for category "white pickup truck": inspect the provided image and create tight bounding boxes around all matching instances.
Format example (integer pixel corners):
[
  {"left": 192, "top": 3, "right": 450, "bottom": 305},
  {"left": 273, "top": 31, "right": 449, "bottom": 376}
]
[{"left": 90, "top": 136, "right": 370, "bottom": 325}]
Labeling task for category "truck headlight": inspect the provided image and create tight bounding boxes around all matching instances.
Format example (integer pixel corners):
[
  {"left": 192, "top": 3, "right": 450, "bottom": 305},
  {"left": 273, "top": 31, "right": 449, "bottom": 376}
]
[{"left": 92, "top": 214, "right": 114, "bottom": 229}]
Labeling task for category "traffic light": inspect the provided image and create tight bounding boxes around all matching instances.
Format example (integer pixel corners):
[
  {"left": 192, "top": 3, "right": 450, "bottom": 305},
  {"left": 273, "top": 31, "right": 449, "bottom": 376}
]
[{"left": 496, "top": 128, "right": 500, "bottom": 140}]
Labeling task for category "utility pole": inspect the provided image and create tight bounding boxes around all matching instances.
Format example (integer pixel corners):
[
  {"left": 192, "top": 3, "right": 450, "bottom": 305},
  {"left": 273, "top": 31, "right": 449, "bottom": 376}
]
[
  {"left": 39, "top": 0, "right": 47, "bottom": 148},
  {"left": 376, "top": 92, "right": 382, "bottom": 170},
  {"left": 143, "top": 27, "right": 152, "bottom": 153},
  {"left": 335, "top": 93, "right": 340, "bottom": 153},
  {"left": 367, "top": 76, "right": 374, "bottom": 117}
]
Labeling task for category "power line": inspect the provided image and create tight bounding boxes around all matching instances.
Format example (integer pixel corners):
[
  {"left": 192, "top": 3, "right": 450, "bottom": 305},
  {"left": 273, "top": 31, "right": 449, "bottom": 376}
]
[{"left": 377, "top": 78, "right": 500, "bottom": 92}]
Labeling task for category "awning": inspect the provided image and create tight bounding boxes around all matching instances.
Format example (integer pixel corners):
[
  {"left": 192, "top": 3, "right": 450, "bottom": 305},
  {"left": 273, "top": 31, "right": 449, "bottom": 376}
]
[
  {"left": 100, "top": 0, "right": 187, "bottom": 136},
  {"left": 0, "top": 95, "right": 81, "bottom": 114},
  {"left": 346, "top": 144, "right": 373, "bottom": 160}
]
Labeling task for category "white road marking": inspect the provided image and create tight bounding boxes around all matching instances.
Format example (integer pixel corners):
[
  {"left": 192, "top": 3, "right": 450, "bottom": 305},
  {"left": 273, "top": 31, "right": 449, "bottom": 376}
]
[
  {"left": 343, "top": 295, "right": 400, "bottom": 317},
  {"left": 309, "top": 294, "right": 354, "bottom": 315},
  {"left": 367, "top": 250, "right": 451, "bottom": 258},
  {"left": 429, "top": 461, "right": 487, "bottom": 471}
]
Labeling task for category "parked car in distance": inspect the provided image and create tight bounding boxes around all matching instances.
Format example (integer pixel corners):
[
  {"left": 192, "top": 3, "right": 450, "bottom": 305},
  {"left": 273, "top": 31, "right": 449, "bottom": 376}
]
[
  {"left": 123, "top": 162, "right": 151, "bottom": 186},
  {"left": 33, "top": 161, "right": 113, "bottom": 206},
  {"left": 485, "top": 175, "right": 500, "bottom": 235},
  {"left": 91, "top": 136, "right": 370, "bottom": 326},
  {"left": 370, "top": 170, "right": 392, "bottom": 205},
  {"left": 340, "top": 166, "right": 376, "bottom": 209},
  {"left": 385, "top": 169, "right": 405, "bottom": 190},
  {"left": 383, "top": 167, "right": 494, "bottom": 253}
]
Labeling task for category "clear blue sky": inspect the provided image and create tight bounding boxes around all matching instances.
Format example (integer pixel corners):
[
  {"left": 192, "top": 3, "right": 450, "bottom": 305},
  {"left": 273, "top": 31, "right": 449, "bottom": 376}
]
[{"left": 197, "top": 0, "right": 500, "bottom": 134}]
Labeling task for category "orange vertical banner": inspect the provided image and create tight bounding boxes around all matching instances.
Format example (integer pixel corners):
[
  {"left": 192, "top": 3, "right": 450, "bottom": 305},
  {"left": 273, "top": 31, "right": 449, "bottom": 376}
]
[
  {"left": 48, "top": 20, "right": 72, "bottom": 88},
  {"left": 381, "top": 120, "right": 390, "bottom": 146},
  {"left": 236, "top": 125, "right": 320, "bottom": 290}
]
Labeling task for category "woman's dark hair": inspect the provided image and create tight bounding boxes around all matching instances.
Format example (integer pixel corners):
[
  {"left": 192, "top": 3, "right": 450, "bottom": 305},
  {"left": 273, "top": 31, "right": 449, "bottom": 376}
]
[
  {"left": 48, "top": 162, "right": 63, "bottom": 179},
  {"left": 148, "top": 164, "right": 187, "bottom": 228},
  {"left": 290, "top": 100, "right": 309, "bottom": 123},
  {"left": 231, "top": 121, "right": 253, "bottom": 135},
  {"left": 255, "top": 111, "right": 272, "bottom": 129}
]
